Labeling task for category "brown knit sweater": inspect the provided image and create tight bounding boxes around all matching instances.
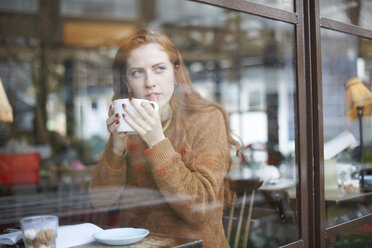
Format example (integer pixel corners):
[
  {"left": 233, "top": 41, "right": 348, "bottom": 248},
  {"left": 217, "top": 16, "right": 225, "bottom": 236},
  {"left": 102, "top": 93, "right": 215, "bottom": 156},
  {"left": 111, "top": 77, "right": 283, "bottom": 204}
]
[{"left": 89, "top": 108, "right": 231, "bottom": 248}]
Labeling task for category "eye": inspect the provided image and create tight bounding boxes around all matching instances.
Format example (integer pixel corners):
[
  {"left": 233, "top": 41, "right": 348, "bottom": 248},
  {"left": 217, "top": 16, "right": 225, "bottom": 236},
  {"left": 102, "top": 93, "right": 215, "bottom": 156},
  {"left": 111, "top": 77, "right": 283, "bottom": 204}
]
[
  {"left": 154, "top": 65, "right": 166, "bottom": 73},
  {"left": 131, "top": 69, "right": 143, "bottom": 77}
]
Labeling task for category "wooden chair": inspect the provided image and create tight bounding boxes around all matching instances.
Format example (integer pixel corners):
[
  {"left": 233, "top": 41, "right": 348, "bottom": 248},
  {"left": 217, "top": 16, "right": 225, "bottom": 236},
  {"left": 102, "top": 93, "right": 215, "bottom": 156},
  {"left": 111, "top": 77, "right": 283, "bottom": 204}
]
[
  {"left": 51, "top": 166, "right": 94, "bottom": 222},
  {"left": 52, "top": 166, "right": 119, "bottom": 227},
  {"left": 225, "top": 177, "right": 264, "bottom": 248}
]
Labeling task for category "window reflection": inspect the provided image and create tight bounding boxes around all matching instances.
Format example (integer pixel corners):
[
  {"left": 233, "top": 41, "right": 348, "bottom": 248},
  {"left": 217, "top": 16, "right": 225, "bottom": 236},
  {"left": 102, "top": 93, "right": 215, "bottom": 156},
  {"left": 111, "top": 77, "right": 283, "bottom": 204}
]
[
  {"left": 320, "top": 0, "right": 372, "bottom": 30},
  {"left": 327, "top": 229, "right": 372, "bottom": 248},
  {"left": 0, "top": 0, "right": 38, "bottom": 13},
  {"left": 60, "top": 0, "right": 138, "bottom": 20},
  {"left": 0, "top": 0, "right": 299, "bottom": 247},
  {"left": 321, "top": 28, "right": 372, "bottom": 245}
]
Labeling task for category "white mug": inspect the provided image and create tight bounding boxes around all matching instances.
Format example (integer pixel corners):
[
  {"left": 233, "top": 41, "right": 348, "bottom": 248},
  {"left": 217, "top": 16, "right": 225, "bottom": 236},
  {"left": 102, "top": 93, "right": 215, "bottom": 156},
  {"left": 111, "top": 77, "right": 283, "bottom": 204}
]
[{"left": 113, "top": 98, "right": 159, "bottom": 133}]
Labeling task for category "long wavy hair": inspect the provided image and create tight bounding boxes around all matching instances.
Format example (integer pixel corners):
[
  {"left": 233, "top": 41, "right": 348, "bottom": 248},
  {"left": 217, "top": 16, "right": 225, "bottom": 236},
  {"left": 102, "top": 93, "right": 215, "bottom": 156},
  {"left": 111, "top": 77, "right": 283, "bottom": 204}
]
[{"left": 112, "top": 28, "right": 240, "bottom": 208}]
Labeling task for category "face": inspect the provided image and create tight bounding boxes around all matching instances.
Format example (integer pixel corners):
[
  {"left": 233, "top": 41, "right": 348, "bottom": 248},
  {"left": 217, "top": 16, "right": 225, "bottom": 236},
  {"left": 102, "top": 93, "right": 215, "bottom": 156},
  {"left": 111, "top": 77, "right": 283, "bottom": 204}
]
[{"left": 124, "top": 43, "right": 176, "bottom": 108}]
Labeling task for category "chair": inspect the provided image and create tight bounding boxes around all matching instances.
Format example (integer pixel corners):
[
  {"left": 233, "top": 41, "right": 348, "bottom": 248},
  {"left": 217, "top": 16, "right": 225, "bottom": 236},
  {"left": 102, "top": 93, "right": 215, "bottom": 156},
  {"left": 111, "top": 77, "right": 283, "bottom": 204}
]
[
  {"left": 260, "top": 189, "right": 297, "bottom": 224},
  {"left": 52, "top": 166, "right": 119, "bottom": 227},
  {"left": 225, "top": 177, "right": 263, "bottom": 248},
  {"left": 51, "top": 166, "right": 95, "bottom": 222}
]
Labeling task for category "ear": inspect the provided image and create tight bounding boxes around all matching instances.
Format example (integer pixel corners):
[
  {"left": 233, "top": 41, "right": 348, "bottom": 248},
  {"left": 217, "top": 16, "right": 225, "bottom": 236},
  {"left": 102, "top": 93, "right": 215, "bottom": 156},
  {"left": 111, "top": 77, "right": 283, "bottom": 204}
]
[
  {"left": 121, "top": 75, "right": 131, "bottom": 93},
  {"left": 174, "top": 64, "right": 179, "bottom": 78}
]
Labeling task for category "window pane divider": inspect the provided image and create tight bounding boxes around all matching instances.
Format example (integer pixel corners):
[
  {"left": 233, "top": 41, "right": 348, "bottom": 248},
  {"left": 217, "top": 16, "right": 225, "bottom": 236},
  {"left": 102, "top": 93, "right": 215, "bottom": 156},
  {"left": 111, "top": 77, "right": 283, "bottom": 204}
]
[
  {"left": 320, "top": 17, "right": 372, "bottom": 39},
  {"left": 325, "top": 213, "right": 372, "bottom": 242},
  {"left": 191, "top": 0, "right": 297, "bottom": 24},
  {"left": 278, "top": 239, "right": 305, "bottom": 248}
]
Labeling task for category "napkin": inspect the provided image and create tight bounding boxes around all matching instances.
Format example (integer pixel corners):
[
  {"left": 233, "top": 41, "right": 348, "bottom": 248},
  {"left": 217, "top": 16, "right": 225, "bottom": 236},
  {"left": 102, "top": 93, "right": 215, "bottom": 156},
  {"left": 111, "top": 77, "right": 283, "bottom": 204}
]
[
  {"left": 0, "top": 231, "right": 22, "bottom": 245},
  {"left": 56, "top": 223, "right": 103, "bottom": 248}
]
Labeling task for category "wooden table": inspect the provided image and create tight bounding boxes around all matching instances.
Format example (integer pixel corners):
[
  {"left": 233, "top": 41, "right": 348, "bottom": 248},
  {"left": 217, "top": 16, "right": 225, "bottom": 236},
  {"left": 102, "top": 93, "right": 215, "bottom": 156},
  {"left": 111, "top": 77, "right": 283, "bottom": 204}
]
[
  {"left": 0, "top": 232, "right": 202, "bottom": 248},
  {"left": 73, "top": 232, "right": 202, "bottom": 248},
  {"left": 262, "top": 180, "right": 372, "bottom": 226},
  {"left": 229, "top": 171, "right": 372, "bottom": 241},
  {"left": 323, "top": 188, "right": 372, "bottom": 206},
  {"left": 257, "top": 176, "right": 372, "bottom": 206}
]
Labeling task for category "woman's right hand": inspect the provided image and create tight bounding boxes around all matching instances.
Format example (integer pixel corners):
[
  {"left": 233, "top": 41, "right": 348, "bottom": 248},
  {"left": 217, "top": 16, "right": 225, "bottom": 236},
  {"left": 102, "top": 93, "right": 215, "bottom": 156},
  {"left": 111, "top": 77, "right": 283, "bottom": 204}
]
[{"left": 106, "top": 104, "right": 129, "bottom": 155}]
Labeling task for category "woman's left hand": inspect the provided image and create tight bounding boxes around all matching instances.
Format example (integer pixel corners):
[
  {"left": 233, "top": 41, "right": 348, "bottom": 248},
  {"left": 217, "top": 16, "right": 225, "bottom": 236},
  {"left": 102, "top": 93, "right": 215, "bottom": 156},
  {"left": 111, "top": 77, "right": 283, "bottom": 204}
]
[{"left": 122, "top": 97, "right": 165, "bottom": 147}]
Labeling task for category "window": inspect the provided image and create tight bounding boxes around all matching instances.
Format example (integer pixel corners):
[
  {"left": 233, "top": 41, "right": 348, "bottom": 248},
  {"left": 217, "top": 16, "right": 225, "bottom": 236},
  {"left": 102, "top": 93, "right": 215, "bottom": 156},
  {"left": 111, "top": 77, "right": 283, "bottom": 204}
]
[
  {"left": 0, "top": 1, "right": 371, "bottom": 248},
  {"left": 321, "top": 27, "right": 372, "bottom": 248}
]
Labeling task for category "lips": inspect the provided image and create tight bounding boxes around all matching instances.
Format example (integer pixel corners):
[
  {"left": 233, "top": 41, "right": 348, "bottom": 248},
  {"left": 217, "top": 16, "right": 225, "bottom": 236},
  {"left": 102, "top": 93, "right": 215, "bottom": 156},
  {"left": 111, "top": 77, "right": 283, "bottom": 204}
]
[{"left": 145, "top": 93, "right": 161, "bottom": 100}]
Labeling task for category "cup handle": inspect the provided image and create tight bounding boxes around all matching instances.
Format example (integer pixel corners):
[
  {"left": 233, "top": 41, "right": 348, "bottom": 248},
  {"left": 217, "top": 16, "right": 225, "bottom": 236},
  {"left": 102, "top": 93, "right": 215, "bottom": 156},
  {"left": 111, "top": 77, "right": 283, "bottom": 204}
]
[{"left": 148, "top": 101, "right": 159, "bottom": 112}]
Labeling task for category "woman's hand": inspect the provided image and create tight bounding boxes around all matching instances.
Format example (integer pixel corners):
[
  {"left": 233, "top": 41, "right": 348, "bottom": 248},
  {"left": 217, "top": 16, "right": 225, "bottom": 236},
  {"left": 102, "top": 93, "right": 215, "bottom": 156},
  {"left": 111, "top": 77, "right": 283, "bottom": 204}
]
[
  {"left": 106, "top": 104, "right": 130, "bottom": 155},
  {"left": 122, "top": 97, "right": 165, "bottom": 147}
]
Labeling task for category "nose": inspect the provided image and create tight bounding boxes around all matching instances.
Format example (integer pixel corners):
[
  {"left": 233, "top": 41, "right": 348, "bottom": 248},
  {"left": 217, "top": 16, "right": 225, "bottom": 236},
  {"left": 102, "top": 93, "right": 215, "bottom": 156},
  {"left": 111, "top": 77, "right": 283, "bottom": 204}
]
[{"left": 144, "top": 72, "right": 156, "bottom": 88}]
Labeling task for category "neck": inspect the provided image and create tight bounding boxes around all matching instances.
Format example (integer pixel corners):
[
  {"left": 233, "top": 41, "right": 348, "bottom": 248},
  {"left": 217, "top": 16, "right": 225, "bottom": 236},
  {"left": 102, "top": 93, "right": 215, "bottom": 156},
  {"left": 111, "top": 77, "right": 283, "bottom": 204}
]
[{"left": 160, "top": 104, "right": 172, "bottom": 121}]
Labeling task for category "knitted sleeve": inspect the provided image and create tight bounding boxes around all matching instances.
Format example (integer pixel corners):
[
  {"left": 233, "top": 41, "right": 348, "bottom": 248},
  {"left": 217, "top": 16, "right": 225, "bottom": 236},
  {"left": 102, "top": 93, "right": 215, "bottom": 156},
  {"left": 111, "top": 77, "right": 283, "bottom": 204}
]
[
  {"left": 89, "top": 136, "right": 127, "bottom": 208},
  {"left": 145, "top": 109, "right": 230, "bottom": 225}
]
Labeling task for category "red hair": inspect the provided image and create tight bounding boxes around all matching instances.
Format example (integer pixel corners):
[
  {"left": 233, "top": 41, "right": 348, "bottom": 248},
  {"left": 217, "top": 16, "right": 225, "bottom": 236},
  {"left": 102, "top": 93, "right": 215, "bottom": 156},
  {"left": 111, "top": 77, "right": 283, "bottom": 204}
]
[{"left": 113, "top": 28, "right": 240, "bottom": 208}]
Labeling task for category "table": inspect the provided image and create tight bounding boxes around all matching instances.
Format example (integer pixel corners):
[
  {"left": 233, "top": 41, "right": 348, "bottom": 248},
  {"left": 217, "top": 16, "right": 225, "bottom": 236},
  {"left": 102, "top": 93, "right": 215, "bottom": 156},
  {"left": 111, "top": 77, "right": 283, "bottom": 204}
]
[
  {"left": 228, "top": 170, "right": 372, "bottom": 243},
  {"left": 259, "top": 178, "right": 372, "bottom": 227},
  {"left": 231, "top": 170, "right": 372, "bottom": 206},
  {"left": 74, "top": 232, "right": 203, "bottom": 248},
  {"left": 323, "top": 188, "right": 372, "bottom": 206},
  {"left": 230, "top": 171, "right": 372, "bottom": 223},
  {"left": 0, "top": 231, "right": 202, "bottom": 248}
]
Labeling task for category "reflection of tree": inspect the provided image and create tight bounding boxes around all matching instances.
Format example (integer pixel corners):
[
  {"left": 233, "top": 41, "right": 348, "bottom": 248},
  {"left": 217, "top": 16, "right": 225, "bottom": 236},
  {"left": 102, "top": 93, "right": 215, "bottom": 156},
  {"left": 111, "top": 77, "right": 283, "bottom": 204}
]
[
  {"left": 63, "top": 60, "right": 76, "bottom": 138},
  {"left": 33, "top": 0, "right": 62, "bottom": 144},
  {"left": 0, "top": 0, "right": 66, "bottom": 145},
  {"left": 263, "top": 30, "right": 280, "bottom": 66},
  {"left": 32, "top": 63, "right": 48, "bottom": 144},
  {"left": 263, "top": 28, "right": 281, "bottom": 154},
  {"left": 346, "top": 0, "right": 361, "bottom": 26}
]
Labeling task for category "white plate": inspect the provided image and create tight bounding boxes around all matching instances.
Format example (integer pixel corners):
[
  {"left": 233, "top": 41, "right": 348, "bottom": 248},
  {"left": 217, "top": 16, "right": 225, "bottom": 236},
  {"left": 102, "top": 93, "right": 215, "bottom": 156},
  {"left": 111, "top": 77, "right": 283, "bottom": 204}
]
[{"left": 93, "top": 228, "right": 150, "bottom": 246}]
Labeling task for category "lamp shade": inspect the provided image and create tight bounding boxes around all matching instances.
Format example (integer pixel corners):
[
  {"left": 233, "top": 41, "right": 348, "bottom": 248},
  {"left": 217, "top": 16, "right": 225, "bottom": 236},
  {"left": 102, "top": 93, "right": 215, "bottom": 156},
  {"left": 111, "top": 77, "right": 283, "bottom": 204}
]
[
  {"left": 0, "top": 78, "right": 13, "bottom": 122},
  {"left": 345, "top": 77, "right": 372, "bottom": 121}
]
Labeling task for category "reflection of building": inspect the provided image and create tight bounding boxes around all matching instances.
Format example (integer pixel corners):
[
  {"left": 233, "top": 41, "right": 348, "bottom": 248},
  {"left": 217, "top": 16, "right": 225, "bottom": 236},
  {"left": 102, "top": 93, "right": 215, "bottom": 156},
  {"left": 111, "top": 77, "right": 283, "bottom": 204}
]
[
  {"left": 0, "top": 0, "right": 297, "bottom": 155},
  {"left": 1, "top": 0, "right": 368, "bottom": 158}
]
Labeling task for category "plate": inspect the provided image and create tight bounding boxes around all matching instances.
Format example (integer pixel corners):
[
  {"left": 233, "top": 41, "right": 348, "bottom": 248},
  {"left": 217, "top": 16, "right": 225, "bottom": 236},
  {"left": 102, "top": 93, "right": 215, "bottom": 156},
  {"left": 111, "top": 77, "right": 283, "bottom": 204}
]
[{"left": 93, "top": 228, "right": 150, "bottom": 246}]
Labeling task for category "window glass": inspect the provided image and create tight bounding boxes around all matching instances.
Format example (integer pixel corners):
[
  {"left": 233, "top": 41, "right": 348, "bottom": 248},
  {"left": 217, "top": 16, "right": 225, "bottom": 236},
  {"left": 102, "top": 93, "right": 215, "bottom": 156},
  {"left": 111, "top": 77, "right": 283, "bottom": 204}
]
[
  {"left": 326, "top": 229, "right": 372, "bottom": 248},
  {"left": 320, "top": 0, "right": 372, "bottom": 30},
  {"left": 60, "top": 0, "right": 138, "bottom": 20},
  {"left": 0, "top": 0, "right": 299, "bottom": 247},
  {"left": 0, "top": 0, "right": 37, "bottom": 13},
  {"left": 321, "top": 28, "right": 372, "bottom": 244}
]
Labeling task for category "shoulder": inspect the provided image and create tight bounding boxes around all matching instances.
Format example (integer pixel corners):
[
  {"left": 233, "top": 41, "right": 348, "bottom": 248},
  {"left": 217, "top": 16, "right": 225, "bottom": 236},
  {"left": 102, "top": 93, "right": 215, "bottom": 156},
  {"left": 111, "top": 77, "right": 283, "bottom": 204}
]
[
  {"left": 186, "top": 106, "right": 229, "bottom": 149},
  {"left": 186, "top": 106, "right": 226, "bottom": 129}
]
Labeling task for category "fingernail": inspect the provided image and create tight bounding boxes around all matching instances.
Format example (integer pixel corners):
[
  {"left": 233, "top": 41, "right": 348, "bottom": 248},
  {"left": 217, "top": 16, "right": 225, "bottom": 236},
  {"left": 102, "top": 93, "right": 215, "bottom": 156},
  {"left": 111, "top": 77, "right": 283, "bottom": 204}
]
[
  {"left": 129, "top": 97, "right": 134, "bottom": 101},
  {"left": 122, "top": 103, "right": 126, "bottom": 108},
  {"left": 115, "top": 113, "right": 119, "bottom": 118},
  {"left": 122, "top": 113, "right": 126, "bottom": 118},
  {"left": 116, "top": 120, "right": 120, "bottom": 125}
]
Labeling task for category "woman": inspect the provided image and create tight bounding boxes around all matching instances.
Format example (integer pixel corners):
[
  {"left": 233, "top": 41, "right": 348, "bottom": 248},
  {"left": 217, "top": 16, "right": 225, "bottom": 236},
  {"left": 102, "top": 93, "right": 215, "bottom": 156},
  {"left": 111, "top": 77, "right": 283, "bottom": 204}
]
[{"left": 89, "top": 28, "right": 239, "bottom": 248}]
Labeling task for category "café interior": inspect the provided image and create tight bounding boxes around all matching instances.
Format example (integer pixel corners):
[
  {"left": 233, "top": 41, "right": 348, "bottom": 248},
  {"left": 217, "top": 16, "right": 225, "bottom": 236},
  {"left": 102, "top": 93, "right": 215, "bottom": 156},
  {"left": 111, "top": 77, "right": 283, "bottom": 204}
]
[{"left": 0, "top": 0, "right": 371, "bottom": 247}]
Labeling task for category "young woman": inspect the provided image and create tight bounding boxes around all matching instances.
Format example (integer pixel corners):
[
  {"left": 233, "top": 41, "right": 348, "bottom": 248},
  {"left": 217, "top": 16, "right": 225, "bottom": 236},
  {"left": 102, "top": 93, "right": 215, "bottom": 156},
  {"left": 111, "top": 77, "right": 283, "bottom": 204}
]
[{"left": 89, "top": 28, "right": 239, "bottom": 248}]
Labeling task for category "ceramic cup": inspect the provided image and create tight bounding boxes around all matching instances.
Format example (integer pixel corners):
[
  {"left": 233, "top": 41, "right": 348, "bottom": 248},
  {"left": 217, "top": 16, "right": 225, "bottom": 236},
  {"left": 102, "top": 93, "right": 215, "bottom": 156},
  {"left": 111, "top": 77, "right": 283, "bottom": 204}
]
[{"left": 113, "top": 98, "right": 159, "bottom": 133}]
